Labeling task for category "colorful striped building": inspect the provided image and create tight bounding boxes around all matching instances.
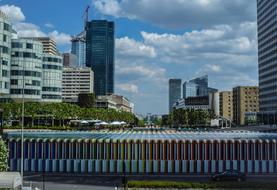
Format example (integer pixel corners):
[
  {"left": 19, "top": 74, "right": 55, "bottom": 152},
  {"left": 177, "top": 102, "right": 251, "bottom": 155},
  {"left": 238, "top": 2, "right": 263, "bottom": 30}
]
[{"left": 5, "top": 130, "right": 277, "bottom": 174}]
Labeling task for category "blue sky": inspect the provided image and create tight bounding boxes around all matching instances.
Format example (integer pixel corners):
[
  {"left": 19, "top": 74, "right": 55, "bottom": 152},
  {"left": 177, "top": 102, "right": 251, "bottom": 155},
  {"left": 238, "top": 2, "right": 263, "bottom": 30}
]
[{"left": 0, "top": 0, "right": 258, "bottom": 115}]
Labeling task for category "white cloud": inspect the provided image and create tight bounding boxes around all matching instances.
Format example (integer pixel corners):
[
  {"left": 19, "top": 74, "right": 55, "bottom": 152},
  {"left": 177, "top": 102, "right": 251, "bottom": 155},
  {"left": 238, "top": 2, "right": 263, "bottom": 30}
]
[
  {"left": 94, "top": 0, "right": 256, "bottom": 28},
  {"left": 14, "top": 23, "right": 46, "bottom": 37},
  {"left": 49, "top": 31, "right": 71, "bottom": 45},
  {"left": 44, "top": 23, "right": 54, "bottom": 28},
  {"left": 116, "top": 37, "right": 156, "bottom": 58},
  {"left": 116, "top": 83, "right": 139, "bottom": 93},
  {"left": 0, "top": 4, "right": 25, "bottom": 23}
]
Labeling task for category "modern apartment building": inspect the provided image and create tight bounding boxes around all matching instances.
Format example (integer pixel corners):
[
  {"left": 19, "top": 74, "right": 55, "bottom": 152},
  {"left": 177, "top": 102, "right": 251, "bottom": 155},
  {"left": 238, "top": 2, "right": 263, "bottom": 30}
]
[
  {"left": 86, "top": 20, "right": 114, "bottom": 96},
  {"left": 0, "top": 11, "right": 11, "bottom": 95},
  {"left": 62, "top": 67, "right": 94, "bottom": 103},
  {"left": 41, "top": 54, "right": 63, "bottom": 102},
  {"left": 169, "top": 79, "right": 182, "bottom": 113},
  {"left": 219, "top": 91, "right": 233, "bottom": 121},
  {"left": 24, "top": 37, "right": 58, "bottom": 55},
  {"left": 233, "top": 86, "right": 259, "bottom": 126},
  {"left": 257, "top": 0, "right": 277, "bottom": 124},
  {"left": 10, "top": 39, "right": 43, "bottom": 102},
  {"left": 71, "top": 32, "right": 86, "bottom": 67}
]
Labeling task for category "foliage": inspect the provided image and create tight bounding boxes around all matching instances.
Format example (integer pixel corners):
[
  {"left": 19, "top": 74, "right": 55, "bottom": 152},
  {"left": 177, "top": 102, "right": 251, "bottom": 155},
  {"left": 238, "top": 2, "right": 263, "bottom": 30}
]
[
  {"left": 0, "top": 139, "right": 8, "bottom": 172},
  {"left": 0, "top": 102, "right": 136, "bottom": 128},
  {"left": 77, "top": 93, "right": 95, "bottom": 108},
  {"left": 127, "top": 181, "right": 213, "bottom": 189},
  {"left": 167, "top": 108, "right": 215, "bottom": 127}
]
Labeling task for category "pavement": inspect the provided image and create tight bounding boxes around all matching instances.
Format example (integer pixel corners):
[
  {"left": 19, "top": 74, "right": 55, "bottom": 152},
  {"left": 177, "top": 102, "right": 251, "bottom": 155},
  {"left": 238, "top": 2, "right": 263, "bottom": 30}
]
[{"left": 23, "top": 173, "right": 277, "bottom": 190}]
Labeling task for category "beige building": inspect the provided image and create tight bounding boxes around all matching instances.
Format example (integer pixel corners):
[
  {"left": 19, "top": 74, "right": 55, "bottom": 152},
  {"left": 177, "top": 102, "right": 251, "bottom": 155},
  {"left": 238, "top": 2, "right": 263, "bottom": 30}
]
[
  {"left": 96, "top": 94, "right": 133, "bottom": 112},
  {"left": 233, "top": 86, "right": 259, "bottom": 126},
  {"left": 62, "top": 67, "right": 94, "bottom": 103},
  {"left": 219, "top": 91, "right": 233, "bottom": 121},
  {"left": 24, "top": 37, "right": 58, "bottom": 55}
]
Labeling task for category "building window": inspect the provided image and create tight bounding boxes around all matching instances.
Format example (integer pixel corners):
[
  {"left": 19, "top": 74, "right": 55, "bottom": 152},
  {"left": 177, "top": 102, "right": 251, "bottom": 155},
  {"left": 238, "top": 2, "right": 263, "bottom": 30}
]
[
  {"left": 3, "top": 23, "right": 9, "bottom": 31},
  {"left": 4, "top": 82, "right": 8, "bottom": 89},
  {"left": 11, "top": 80, "right": 18, "bottom": 85},
  {"left": 2, "top": 70, "right": 8, "bottom": 77},
  {"left": 26, "top": 43, "right": 33, "bottom": 49},
  {"left": 3, "top": 34, "right": 7, "bottom": 42},
  {"left": 12, "top": 42, "right": 23, "bottom": 48},
  {"left": 2, "top": 60, "right": 8, "bottom": 66}
]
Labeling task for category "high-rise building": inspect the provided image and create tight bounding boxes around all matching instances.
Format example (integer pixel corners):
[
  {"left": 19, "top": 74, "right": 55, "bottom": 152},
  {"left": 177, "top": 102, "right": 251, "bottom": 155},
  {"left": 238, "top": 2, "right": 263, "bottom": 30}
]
[
  {"left": 183, "top": 81, "right": 197, "bottom": 98},
  {"left": 86, "top": 20, "right": 114, "bottom": 96},
  {"left": 62, "top": 53, "right": 78, "bottom": 68},
  {"left": 10, "top": 39, "right": 43, "bottom": 102},
  {"left": 190, "top": 75, "right": 209, "bottom": 96},
  {"left": 0, "top": 11, "right": 11, "bottom": 95},
  {"left": 169, "top": 79, "right": 181, "bottom": 113},
  {"left": 24, "top": 37, "right": 58, "bottom": 55},
  {"left": 41, "top": 54, "right": 63, "bottom": 102},
  {"left": 233, "top": 86, "right": 259, "bottom": 126},
  {"left": 219, "top": 91, "right": 233, "bottom": 121},
  {"left": 71, "top": 32, "right": 86, "bottom": 67},
  {"left": 257, "top": 1, "right": 277, "bottom": 123},
  {"left": 62, "top": 67, "right": 94, "bottom": 103}
]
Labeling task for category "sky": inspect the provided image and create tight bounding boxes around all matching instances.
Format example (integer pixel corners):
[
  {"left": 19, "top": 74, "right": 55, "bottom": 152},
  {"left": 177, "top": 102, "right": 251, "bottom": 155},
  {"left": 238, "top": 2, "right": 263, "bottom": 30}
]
[{"left": 0, "top": 0, "right": 258, "bottom": 115}]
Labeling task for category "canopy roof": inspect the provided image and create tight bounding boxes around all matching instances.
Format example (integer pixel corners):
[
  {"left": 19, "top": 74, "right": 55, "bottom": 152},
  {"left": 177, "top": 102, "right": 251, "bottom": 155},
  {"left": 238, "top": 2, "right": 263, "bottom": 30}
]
[
  {"left": 5, "top": 130, "right": 277, "bottom": 141},
  {"left": 0, "top": 172, "right": 22, "bottom": 188}
]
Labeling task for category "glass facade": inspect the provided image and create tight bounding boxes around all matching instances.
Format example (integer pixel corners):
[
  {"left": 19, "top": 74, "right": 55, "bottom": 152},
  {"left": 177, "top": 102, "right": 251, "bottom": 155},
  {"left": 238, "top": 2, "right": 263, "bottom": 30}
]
[
  {"left": 86, "top": 20, "right": 114, "bottom": 96},
  {"left": 0, "top": 11, "right": 11, "bottom": 94},
  {"left": 257, "top": 0, "right": 277, "bottom": 112},
  {"left": 71, "top": 34, "right": 85, "bottom": 67},
  {"left": 183, "top": 81, "right": 197, "bottom": 98},
  {"left": 189, "top": 75, "right": 209, "bottom": 97},
  {"left": 169, "top": 79, "right": 181, "bottom": 113}
]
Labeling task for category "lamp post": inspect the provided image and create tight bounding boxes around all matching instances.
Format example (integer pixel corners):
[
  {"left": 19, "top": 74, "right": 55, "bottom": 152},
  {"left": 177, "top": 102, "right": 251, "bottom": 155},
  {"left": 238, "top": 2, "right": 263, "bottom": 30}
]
[{"left": 21, "top": 60, "right": 25, "bottom": 182}]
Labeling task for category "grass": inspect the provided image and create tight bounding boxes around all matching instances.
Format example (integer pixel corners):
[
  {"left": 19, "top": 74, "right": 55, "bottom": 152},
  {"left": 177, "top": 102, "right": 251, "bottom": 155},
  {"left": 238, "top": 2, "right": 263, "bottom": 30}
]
[{"left": 127, "top": 180, "right": 277, "bottom": 189}]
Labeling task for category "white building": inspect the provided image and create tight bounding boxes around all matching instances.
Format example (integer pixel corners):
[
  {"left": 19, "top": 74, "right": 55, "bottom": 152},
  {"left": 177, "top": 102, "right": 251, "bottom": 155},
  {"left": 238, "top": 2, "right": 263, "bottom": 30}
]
[
  {"left": 95, "top": 94, "right": 133, "bottom": 112},
  {"left": 62, "top": 67, "right": 94, "bottom": 103}
]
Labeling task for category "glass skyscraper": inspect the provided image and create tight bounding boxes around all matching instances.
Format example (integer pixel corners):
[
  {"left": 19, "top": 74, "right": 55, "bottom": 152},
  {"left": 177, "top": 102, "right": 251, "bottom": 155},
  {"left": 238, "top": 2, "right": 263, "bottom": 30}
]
[
  {"left": 169, "top": 79, "right": 182, "bottom": 113},
  {"left": 190, "top": 75, "right": 209, "bottom": 96},
  {"left": 257, "top": 0, "right": 277, "bottom": 112},
  {"left": 183, "top": 81, "right": 197, "bottom": 98},
  {"left": 86, "top": 20, "right": 114, "bottom": 96},
  {"left": 71, "top": 32, "right": 86, "bottom": 67}
]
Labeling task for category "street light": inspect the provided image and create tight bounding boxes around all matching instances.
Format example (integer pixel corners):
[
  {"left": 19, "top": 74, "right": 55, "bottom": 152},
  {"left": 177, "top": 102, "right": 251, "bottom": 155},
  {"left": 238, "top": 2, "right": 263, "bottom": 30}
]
[{"left": 21, "top": 59, "right": 25, "bottom": 182}]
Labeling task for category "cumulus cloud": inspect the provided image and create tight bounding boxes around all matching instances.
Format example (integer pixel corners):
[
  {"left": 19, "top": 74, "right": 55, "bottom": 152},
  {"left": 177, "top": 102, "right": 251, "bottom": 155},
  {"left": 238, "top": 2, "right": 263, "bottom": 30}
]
[
  {"left": 116, "top": 37, "right": 156, "bottom": 58},
  {"left": 49, "top": 31, "right": 71, "bottom": 45},
  {"left": 0, "top": 4, "right": 71, "bottom": 47},
  {"left": 0, "top": 4, "right": 25, "bottom": 23},
  {"left": 94, "top": 0, "right": 256, "bottom": 28},
  {"left": 44, "top": 23, "right": 54, "bottom": 28},
  {"left": 116, "top": 83, "right": 139, "bottom": 93}
]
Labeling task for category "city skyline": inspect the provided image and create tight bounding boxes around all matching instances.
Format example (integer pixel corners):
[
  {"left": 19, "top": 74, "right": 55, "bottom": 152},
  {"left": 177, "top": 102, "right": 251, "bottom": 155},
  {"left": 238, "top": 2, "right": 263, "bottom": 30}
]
[{"left": 0, "top": 0, "right": 258, "bottom": 114}]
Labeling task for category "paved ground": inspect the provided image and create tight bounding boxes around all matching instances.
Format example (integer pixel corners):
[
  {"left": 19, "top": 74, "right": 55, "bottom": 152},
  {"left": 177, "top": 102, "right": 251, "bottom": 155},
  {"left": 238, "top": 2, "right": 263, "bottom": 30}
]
[{"left": 23, "top": 173, "right": 277, "bottom": 190}]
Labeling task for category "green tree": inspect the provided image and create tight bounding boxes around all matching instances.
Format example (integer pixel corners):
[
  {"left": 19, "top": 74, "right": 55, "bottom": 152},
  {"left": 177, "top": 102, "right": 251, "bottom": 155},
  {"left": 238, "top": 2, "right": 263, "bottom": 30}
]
[
  {"left": 0, "top": 139, "right": 8, "bottom": 171},
  {"left": 77, "top": 93, "right": 95, "bottom": 108}
]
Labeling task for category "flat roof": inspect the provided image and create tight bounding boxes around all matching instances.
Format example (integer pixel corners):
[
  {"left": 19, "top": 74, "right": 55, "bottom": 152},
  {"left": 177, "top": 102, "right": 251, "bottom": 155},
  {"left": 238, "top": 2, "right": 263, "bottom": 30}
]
[{"left": 5, "top": 130, "right": 277, "bottom": 141}]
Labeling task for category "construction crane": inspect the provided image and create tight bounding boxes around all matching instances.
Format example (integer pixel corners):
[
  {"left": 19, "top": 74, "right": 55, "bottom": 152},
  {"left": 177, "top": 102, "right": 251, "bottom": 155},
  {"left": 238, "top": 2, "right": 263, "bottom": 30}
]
[{"left": 83, "top": 4, "right": 90, "bottom": 30}]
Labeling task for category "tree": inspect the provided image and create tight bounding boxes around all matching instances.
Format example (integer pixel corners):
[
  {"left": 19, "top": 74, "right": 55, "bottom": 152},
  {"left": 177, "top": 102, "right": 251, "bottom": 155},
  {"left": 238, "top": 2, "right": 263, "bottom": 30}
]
[
  {"left": 77, "top": 93, "right": 95, "bottom": 108},
  {"left": 0, "top": 139, "right": 8, "bottom": 171}
]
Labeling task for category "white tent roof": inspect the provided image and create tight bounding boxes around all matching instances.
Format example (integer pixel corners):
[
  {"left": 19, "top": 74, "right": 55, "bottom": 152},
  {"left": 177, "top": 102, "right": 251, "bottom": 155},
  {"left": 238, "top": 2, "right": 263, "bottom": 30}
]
[
  {"left": 111, "top": 121, "right": 122, "bottom": 125},
  {"left": 0, "top": 172, "right": 22, "bottom": 188}
]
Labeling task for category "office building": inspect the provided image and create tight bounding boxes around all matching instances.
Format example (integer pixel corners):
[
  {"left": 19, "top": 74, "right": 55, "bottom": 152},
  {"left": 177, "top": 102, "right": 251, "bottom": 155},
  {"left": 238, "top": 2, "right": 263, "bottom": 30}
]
[
  {"left": 190, "top": 75, "right": 209, "bottom": 96},
  {"left": 63, "top": 53, "right": 78, "bottom": 68},
  {"left": 24, "top": 37, "right": 58, "bottom": 55},
  {"left": 169, "top": 79, "right": 181, "bottom": 113},
  {"left": 62, "top": 67, "right": 94, "bottom": 103},
  {"left": 233, "top": 86, "right": 259, "bottom": 126},
  {"left": 219, "top": 91, "right": 233, "bottom": 121},
  {"left": 183, "top": 81, "right": 197, "bottom": 98},
  {"left": 86, "top": 20, "right": 115, "bottom": 96},
  {"left": 257, "top": 1, "right": 277, "bottom": 124},
  {"left": 41, "top": 54, "right": 63, "bottom": 102},
  {"left": 0, "top": 11, "right": 11, "bottom": 95},
  {"left": 71, "top": 32, "right": 86, "bottom": 67},
  {"left": 95, "top": 94, "right": 133, "bottom": 112},
  {"left": 173, "top": 92, "right": 219, "bottom": 115},
  {"left": 10, "top": 38, "right": 43, "bottom": 102}
]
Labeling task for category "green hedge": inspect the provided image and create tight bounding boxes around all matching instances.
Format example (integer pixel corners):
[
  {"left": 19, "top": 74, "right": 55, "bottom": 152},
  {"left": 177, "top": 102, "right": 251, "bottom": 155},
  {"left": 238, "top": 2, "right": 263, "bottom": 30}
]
[{"left": 127, "top": 181, "right": 214, "bottom": 189}]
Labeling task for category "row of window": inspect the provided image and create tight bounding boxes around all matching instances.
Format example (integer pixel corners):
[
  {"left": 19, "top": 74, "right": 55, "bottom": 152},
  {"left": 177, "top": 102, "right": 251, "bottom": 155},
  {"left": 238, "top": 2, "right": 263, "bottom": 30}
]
[
  {"left": 12, "top": 52, "right": 42, "bottom": 59},
  {"left": 10, "top": 89, "right": 40, "bottom": 95},
  {"left": 43, "top": 64, "right": 62, "bottom": 70},
  {"left": 11, "top": 70, "right": 41, "bottom": 77},
  {"left": 42, "top": 94, "right": 62, "bottom": 99},
  {"left": 43, "top": 57, "right": 62, "bottom": 63},
  {"left": 11, "top": 42, "right": 33, "bottom": 49},
  {"left": 42, "top": 87, "right": 62, "bottom": 92}
]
